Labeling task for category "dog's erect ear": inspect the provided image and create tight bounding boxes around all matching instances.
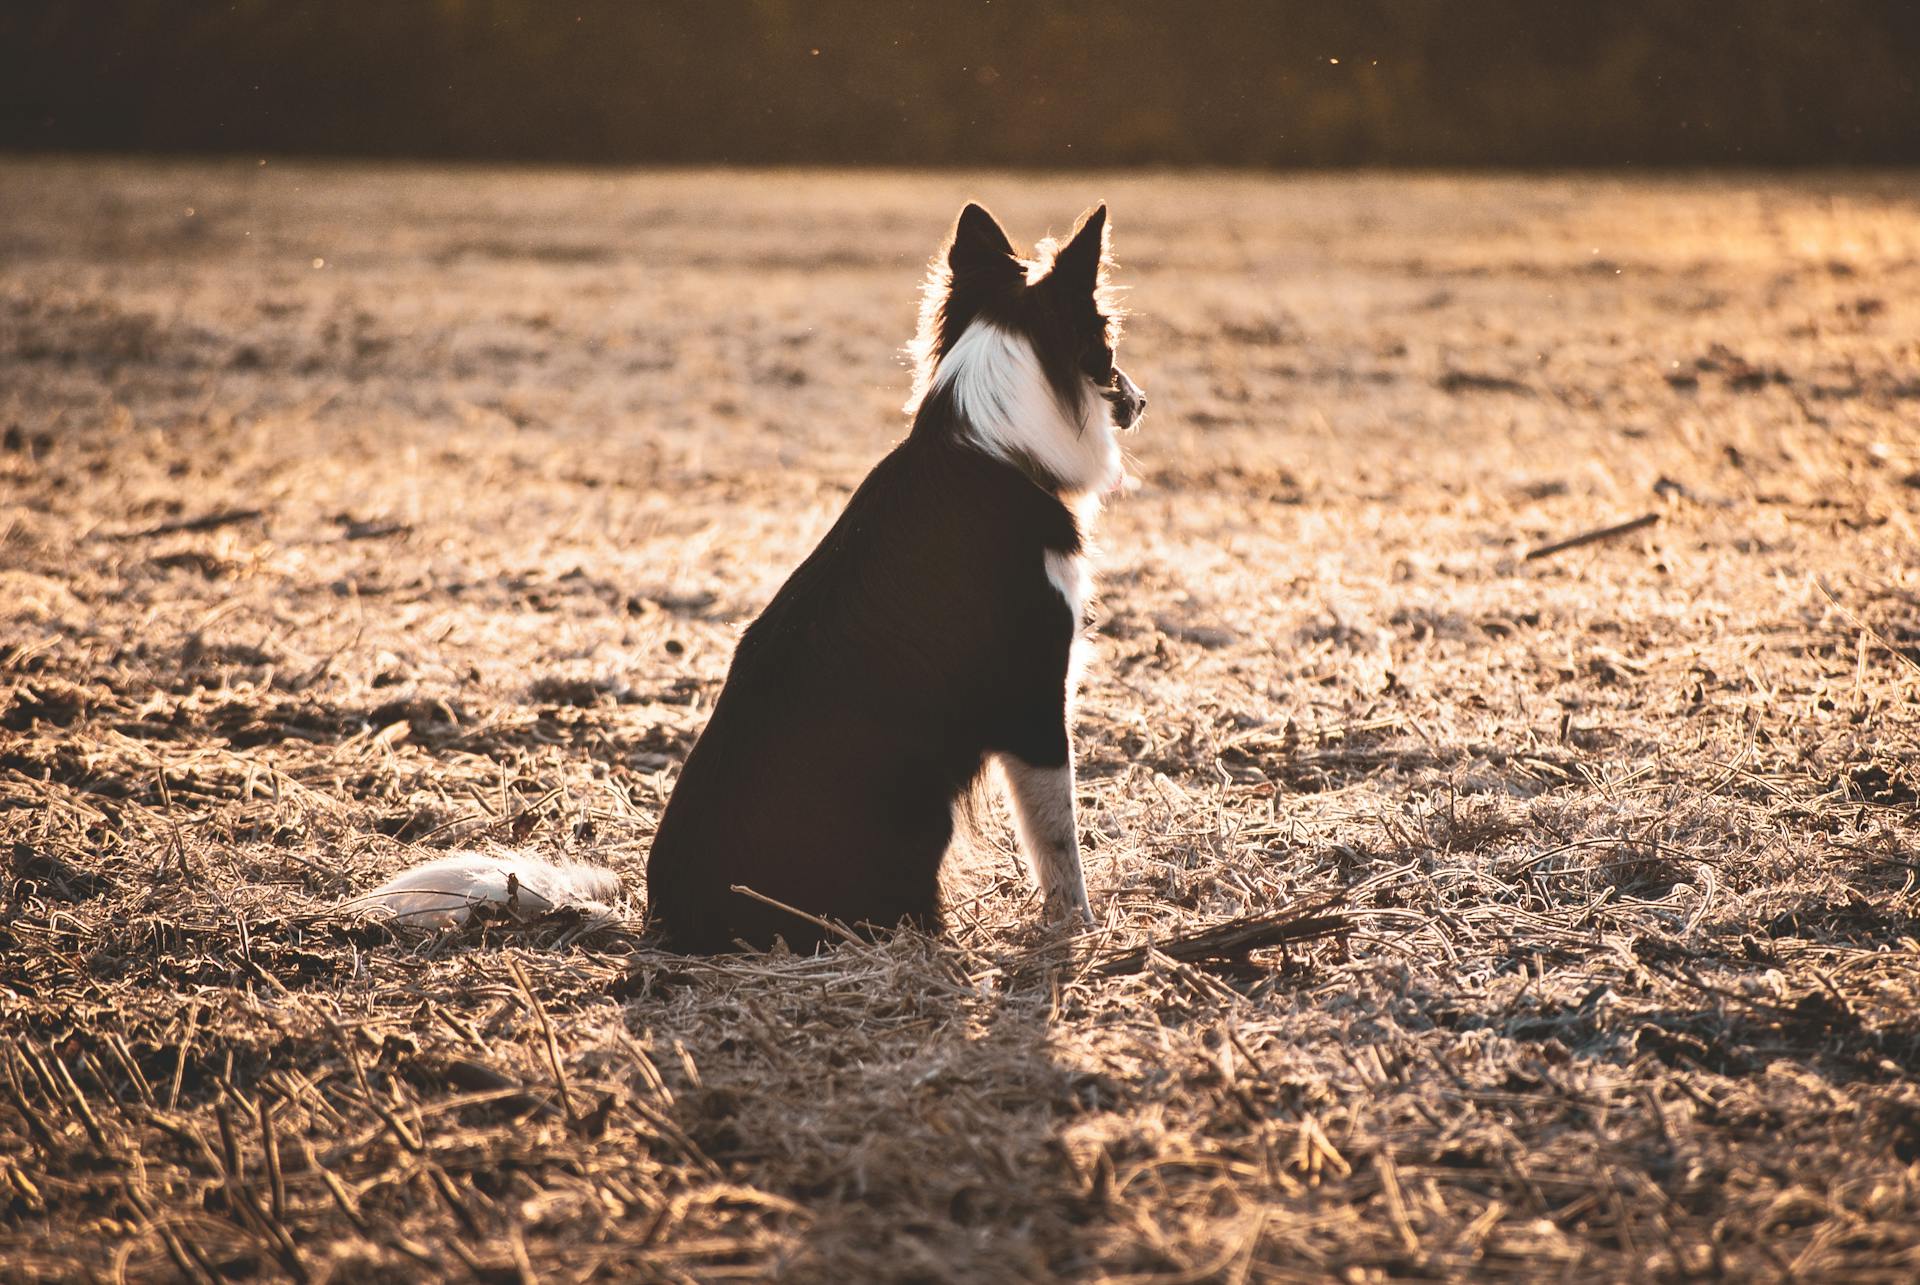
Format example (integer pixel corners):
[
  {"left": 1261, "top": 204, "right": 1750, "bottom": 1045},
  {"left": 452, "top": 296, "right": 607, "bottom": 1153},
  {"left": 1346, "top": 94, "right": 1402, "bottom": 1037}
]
[
  {"left": 1048, "top": 204, "right": 1108, "bottom": 297},
  {"left": 948, "top": 202, "right": 1021, "bottom": 285}
]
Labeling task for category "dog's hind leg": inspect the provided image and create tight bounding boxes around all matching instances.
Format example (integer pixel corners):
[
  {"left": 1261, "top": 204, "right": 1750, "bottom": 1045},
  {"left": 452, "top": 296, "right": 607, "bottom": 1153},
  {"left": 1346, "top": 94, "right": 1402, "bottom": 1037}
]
[{"left": 997, "top": 755, "right": 1092, "bottom": 928}]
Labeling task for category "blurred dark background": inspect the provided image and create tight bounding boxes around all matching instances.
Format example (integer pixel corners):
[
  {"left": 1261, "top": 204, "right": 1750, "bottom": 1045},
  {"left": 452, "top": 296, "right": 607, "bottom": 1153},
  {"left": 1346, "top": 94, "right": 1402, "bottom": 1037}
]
[{"left": 4, "top": 0, "right": 1917, "bottom": 167}]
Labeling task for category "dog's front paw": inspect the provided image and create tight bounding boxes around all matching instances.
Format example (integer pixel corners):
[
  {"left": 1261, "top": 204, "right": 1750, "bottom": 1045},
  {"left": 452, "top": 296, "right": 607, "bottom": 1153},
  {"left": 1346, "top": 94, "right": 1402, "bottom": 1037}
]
[{"left": 1044, "top": 890, "right": 1094, "bottom": 932}]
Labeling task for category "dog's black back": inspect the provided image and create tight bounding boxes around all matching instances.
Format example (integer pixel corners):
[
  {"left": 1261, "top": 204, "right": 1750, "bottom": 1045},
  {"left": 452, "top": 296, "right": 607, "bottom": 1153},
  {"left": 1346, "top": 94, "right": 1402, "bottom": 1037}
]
[
  {"left": 645, "top": 201, "right": 1144, "bottom": 953},
  {"left": 646, "top": 393, "right": 1081, "bottom": 952}
]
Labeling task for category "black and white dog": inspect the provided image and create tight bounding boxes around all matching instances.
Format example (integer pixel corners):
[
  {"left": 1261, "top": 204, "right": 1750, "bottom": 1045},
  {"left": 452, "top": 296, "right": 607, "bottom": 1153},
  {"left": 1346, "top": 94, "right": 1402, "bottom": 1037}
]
[
  {"left": 362, "top": 204, "right": 1144, "bottom": 950},
  {"left": 645, "top": 202, "right": 1145, "bottom": 952}
]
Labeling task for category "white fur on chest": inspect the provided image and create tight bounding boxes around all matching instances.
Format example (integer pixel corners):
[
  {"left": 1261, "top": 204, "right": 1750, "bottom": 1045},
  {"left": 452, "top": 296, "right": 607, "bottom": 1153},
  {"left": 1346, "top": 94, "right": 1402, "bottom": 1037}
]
[{"left": 933, "top": 322, "right": 1123, "bottom": 497}]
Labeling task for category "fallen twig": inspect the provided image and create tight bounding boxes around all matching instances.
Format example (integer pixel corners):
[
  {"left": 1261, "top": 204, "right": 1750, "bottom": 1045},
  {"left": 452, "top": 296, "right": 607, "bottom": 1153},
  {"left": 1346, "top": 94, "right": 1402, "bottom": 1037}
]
[
  {"left": 1092, "top": 892, "right": 1352, "bottom": 977},
  {"left": 506, "top": 955, "right": 575, "bottom": 1119},
  {"left": 729, "top": 883, "right": 864, "bottom": 946},
  {"left": 1524, "top": 511, "right": 1659, "bottom": 561},
  {"left": 1815, "top": 576, "right": 1920, "bottom": 679},
  {"left": 105, "top": 508, "right": 265, "bottom": 541}
]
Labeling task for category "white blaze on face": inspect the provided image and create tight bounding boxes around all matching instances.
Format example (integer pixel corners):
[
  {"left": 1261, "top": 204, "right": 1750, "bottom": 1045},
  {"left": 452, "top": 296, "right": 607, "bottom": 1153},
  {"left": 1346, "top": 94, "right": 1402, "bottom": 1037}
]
[{"left": 933, "top": 321, "right": 1122, "bottom": 497}]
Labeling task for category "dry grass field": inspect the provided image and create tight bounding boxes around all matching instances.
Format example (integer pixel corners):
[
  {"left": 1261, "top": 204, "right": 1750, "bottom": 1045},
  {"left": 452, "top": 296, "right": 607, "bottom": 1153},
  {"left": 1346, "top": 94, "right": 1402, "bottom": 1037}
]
[{"left": 4, "top": 158, "right": 1920, "bottom": 1281}]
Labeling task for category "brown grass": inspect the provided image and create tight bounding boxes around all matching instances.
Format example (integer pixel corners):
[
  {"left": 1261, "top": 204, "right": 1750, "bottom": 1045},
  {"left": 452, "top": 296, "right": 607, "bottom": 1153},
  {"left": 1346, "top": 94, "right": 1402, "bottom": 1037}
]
[{"left": 4, "top": 159, "right": 1920, "bottom": 1281}]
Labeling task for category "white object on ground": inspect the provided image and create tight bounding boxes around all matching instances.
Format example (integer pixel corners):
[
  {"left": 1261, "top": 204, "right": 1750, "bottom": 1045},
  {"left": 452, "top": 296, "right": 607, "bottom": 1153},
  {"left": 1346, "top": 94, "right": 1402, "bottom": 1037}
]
[{"left": 354, "top": 852, "right": 621, "bottom": 928}]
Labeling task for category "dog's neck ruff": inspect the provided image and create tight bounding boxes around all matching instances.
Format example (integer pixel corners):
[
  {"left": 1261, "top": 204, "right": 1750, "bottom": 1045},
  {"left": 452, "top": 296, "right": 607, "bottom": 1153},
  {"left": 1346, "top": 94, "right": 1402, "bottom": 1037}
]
[{"left": 930, "top": 322, "right": 1122, "bottom": 499}]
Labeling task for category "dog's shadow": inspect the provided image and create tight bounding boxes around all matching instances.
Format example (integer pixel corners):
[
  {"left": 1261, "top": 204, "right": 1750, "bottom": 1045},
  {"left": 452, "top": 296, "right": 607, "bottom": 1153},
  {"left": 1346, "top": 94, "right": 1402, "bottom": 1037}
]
[{"left": 621, "top": 929, "right": 1103, "bottom": 1281}]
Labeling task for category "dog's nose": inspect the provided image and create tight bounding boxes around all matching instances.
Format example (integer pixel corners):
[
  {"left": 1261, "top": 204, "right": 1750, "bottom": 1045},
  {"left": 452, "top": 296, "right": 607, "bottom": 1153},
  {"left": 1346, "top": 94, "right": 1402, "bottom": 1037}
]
[{"left": 1113, "top": 368, "right": 1147, "bottom": 428}]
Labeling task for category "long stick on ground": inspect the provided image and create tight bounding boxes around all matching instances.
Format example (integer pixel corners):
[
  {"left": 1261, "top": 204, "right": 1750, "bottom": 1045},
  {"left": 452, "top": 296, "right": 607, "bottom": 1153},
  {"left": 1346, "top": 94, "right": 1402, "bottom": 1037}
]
[
  {"left": 1816, "top": 576, "right": 1920, "bottom": 679},
  {"left": 106, "top": 508, "right": 266, "bottom": 541},
  {"left": 729, "top": 884, "right": 864, "bottom": 946},
  {"left": 506, "top": 955, "right": 574, "bottom": 1120},
  {"left": 1092, "top": 894, "right": 1352, "bottom": 977},
  {"left": 1524, "top": 511, "right": 1659, "bottom": 561}
]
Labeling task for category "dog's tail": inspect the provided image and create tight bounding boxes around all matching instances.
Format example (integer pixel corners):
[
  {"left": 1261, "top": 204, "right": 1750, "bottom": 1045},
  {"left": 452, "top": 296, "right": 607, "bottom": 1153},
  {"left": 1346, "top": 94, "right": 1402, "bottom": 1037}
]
[{"left": 351, "top": 852, "right": 621, "bottom": 928}]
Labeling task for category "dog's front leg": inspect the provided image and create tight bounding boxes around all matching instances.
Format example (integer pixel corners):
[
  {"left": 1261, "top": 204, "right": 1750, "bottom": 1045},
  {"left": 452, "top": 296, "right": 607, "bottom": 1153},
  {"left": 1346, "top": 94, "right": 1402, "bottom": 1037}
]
[{"left": 999, "top": 754, "right": 1092, "bottom": 928}]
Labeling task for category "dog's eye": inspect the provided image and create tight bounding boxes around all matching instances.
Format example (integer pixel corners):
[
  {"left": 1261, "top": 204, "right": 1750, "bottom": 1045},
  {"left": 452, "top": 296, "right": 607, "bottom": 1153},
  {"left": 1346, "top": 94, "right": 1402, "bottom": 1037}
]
[{"left": 1083, "top": 350, "right": 1115, "bottom": 383}]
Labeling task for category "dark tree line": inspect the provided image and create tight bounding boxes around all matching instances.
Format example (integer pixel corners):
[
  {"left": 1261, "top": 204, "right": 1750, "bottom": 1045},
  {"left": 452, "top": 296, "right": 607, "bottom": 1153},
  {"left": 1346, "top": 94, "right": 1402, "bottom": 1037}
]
[{"left": 3, "top": 1, "right": 1916, "bottom": 166}]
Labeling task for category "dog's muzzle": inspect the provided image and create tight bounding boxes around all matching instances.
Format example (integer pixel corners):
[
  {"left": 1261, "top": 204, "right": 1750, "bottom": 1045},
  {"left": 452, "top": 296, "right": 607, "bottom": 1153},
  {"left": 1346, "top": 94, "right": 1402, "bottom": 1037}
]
[{"left": 1110, "top": 368, "right": 1147, "bottom": 429}]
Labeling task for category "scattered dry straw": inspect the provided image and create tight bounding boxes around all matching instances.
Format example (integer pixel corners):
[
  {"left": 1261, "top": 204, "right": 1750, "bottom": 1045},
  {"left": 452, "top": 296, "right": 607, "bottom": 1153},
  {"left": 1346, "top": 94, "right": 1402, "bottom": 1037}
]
[{"left": 5, "top": 160, "right": 1920, "bottom": 1280}]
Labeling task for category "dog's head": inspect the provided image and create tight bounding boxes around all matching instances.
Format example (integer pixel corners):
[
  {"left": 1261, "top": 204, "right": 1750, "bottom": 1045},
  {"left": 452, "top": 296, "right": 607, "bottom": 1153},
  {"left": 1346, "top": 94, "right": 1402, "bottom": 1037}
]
[{"left": 911, "top": 203, "right": 1146, "bottom": 495}]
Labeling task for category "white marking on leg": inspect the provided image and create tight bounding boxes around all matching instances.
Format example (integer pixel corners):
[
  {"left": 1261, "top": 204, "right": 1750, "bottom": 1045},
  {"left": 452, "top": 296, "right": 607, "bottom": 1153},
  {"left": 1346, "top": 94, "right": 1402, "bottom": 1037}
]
[
  {"left": 997, "top": 755, "right": 1091, "bottom": 927},
  {"left": 1044, "top": 548, "right": 1095, "bottom": 705},
  {"left": 1044, "top": 549, "right": 1089, "bottom": 621},
  {"left": 932, "top": 322, "right": 1122, "bottom": 496}
]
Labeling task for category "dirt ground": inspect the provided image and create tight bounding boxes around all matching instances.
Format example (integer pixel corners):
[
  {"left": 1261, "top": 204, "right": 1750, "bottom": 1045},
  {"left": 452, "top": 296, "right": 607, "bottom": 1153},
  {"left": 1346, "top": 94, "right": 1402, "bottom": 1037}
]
[{"left": 4, "top": 158, "right": 1920, "bottom": 1281}]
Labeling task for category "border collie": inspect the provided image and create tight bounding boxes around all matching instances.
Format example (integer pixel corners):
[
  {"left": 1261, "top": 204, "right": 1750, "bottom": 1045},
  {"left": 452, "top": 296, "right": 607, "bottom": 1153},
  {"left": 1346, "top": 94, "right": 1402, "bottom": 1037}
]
[
  {"left": 643, "top": 202, "right": 1146, "bottom": 953},
  {"left": 360, "top": 203, "right": 1144, "bottom": 951}
]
